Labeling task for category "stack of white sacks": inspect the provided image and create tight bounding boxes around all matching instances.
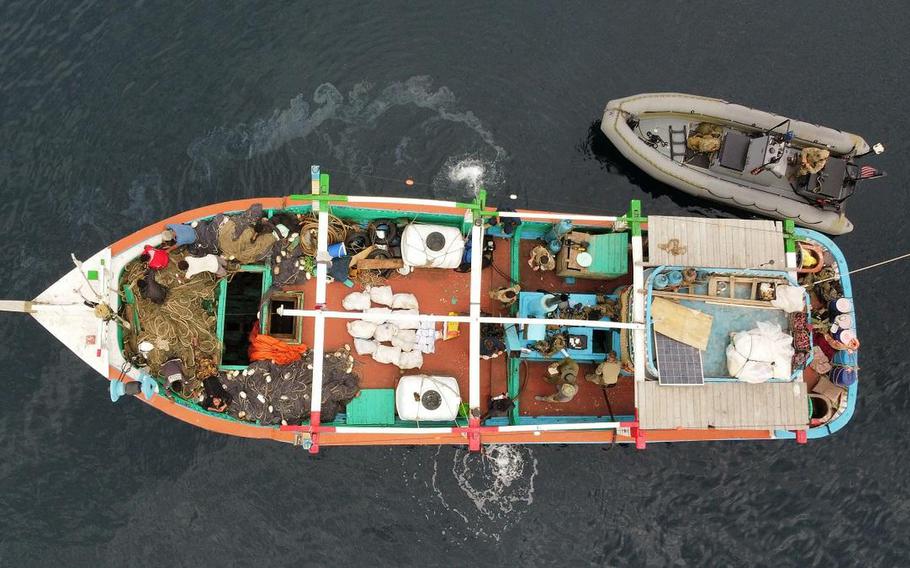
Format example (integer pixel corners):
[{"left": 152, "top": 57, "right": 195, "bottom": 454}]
[{"left": 343, "top": 286, "right": 427, "bottom": 370}]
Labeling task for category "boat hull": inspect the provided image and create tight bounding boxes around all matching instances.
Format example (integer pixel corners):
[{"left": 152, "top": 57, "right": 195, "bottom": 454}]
[
  {"left": 26, "top": 193, "right": 853, "bottom": 449},
  {"left": 601, "top": 93, "right": 868, "bottom": 235}
]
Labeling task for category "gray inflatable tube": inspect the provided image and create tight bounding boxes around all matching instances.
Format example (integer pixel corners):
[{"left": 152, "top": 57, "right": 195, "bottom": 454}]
[{"left": 601, "top": 93, "right": 870, "bottom": 234}]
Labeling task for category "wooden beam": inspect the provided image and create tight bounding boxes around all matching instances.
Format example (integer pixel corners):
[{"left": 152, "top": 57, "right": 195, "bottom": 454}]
[{"left": 652, "top": 290, "right": 776, "bottom": 308}]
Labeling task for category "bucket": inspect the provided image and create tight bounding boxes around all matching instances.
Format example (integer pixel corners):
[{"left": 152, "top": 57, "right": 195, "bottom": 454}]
[
  {"left": 808, "top": 394, "right": 831, "bottom": 421},
  {"left": 576, "top": 251, "right": 593, "bottom": 268},
  {"left": 831, "top": 366, "right": 857, "bottom": 387},
  {"left": 828, "top": 297, "right": 853, "bottom": 315},
  {"left": 327, "top": 242, "right": 347, "bottom": 258},
  {"left": 666, "top": 270, "right": 683, "bottom": 287},
  {"left": 653, "top": 273, "right": 670, "bottom": 290},
  {"left": 833, "top": 313, "right": 853, "bottom": 329}
]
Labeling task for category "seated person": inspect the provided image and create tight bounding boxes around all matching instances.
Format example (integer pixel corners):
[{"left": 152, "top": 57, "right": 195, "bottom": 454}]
[
  {"left": 160, "top": 358, "right": 185, "bottom": 395},
  {"left": 201, "top": 376, "right": 232, "bottom": 413}
]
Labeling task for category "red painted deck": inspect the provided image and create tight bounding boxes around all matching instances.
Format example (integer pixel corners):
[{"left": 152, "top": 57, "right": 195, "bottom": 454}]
[{"left": 290, "top": 235, "right": 635, "bottom": 417}]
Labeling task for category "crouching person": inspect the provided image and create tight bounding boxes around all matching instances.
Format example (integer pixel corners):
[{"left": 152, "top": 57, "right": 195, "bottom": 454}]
[{"left": 535, "top": 357, "right": 579, "bottom": 403}]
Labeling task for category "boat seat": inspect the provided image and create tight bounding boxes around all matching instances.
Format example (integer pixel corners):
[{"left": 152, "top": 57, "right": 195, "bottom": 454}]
[
  {"left": 717, "top": 130, "right": 751, "bottom": 171},
  {"left": 805, "top": 157, "right": 848, "bottom": 200}
]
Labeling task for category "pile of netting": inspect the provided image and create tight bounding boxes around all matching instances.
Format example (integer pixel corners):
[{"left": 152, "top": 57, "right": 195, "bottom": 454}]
[
  {"left": 121, "top": 250, "right": 221, "bottom": 391},
  {"left": 220, "top": 346, "right": 361, "bottom": 425}
]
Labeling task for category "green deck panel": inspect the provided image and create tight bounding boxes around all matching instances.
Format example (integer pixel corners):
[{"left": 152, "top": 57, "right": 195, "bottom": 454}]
[
  {"left": 507, "top": 357, "right": 521, "bottom": 424},
  {"left": 120, "top": 284, "right": 141, "bottom": 332},
  {"left": 345, "top": 389, "right": 396, "bottom": 425},
  {"left": 330, "top": 205, "right": 465, "bottom": 226},
  {"left": 586, "top": 232, "right": 629, "bottom": 278}
]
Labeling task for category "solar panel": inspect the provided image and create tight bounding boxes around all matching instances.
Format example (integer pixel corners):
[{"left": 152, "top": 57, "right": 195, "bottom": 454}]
[{"left": 654, "top": 332, "right": 705, "bottom": 386}]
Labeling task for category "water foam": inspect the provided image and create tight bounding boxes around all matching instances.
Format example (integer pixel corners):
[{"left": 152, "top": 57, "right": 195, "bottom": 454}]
[
  {"left": 427, "top": 445, "right": 538, "bottom": 540},
  {"left": 186, "top": 76, "right": 507, "bottom": 194}
]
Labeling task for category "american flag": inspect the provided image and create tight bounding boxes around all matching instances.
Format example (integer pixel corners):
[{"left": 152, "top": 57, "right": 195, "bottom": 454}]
[{"left": 859, "top": 165, "right": 884, "bottom": 179}]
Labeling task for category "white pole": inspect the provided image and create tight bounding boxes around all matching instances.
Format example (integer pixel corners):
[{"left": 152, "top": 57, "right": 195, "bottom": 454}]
[
  {"left": 468, "top": 220, "right": 483, "bottom": 411},
  {"left": 276, "top": 307, "right": 644, "bottom": 331}
]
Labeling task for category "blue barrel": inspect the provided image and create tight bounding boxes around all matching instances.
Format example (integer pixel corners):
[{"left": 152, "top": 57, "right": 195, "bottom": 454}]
[
  {"left": 666, "top": 270, "right": 684, "bottom": 287},
  {"left": 831, "top": 366, "right": 857, "bottom": 387},
  {"left": 653, "top": 273, "right": 670, "bottom": 290},
  {"left": 832, "top": 350, "right": 858, "bottom": 367},
  {"left": 828, "top": 297, "right": 853, "bottom": 315},
  {"left": 832, "top": 328, "right": 857, "bottom": 346}
]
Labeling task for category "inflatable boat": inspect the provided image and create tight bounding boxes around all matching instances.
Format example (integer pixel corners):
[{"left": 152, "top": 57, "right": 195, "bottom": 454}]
[
  {"left": 0, "top": 166, "right": 859, "bottom": 452},
  {"left": 601, "top": 93, "right": 885, "bottom": 234}
]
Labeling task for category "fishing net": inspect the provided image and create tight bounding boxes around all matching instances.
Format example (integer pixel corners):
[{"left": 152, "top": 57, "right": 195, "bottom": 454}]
[
  {"left": 121, "top": 249, "right": 221, "bottom": 394},
  {"left": 220, "top": 347, "right": 361, "bottom": 425}
]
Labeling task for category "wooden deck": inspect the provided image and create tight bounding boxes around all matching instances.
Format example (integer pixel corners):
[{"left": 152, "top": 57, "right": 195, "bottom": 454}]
[
  {"left": 637, "top": 380, "right": 809, "bottom": 430},
  {"left": 646, "top": 216, "right": 786, "bottom": 270}
]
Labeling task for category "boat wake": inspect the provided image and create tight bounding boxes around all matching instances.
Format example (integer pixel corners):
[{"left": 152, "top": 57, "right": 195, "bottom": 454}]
[
  {"left": 427, "top": 445, "right": 538, "bottom": 541},
  {"left": 434, "top": 155, "right": 503, "bottom": 198},
  {"left": 186, "top": 76, "right": 507, "bottom": 197}
]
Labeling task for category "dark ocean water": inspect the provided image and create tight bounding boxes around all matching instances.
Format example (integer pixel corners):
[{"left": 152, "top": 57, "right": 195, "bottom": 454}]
[{"left": 1, "top": 2, "right": 909, "bottom": 566}]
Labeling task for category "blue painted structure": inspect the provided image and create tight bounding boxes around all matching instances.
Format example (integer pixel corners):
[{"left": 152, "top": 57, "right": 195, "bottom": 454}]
[
  {"left": 643, "top": 266, "right": 810, "bottom": 382},
  {"left": 775, "top": 229, "right": 857, "bottom": 440},
  {"left": 508, "top": 291, "right": 621, "bottom": 362}
]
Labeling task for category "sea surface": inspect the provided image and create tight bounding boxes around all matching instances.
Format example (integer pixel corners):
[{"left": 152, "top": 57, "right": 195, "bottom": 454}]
[{"left": 1, "top": 2, "right": 908, "bottom": 566}]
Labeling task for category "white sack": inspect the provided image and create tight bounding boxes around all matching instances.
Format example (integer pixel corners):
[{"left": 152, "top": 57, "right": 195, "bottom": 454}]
[
  {"left": 393, "top": 309, "right": 420, "bottom": 330},
  {"left": 374, "top": 323, "right": 400, "bottom": 342},
  {"left": 353, "top": 338, "right": 377, "bottom": 355},
  {"left": 725, "top": 321, "right": 794, "bottom": 382},
  {"left": 362, "top": 307, "right": 391, "bottom": 324},
  {"left": 397, "top": 350, "right": 424, "bottom": 370},
  {"left": 391, "top": 333, "right": 417, "bottom": 352},
  {"left": 372, "top": 344, "right": 401, "bottom": 366},
  {"left": 368, "top": 285, "right": 394, "bottom": 306},
  {"left": 342, "top": 292, "right": 372, "bottom": 311},
  {"left": 771, "top": 285, "right": 806, "bottom": 313},
  {"left": 346, "top": 320, "right": 377, "bottom": 339},
  {"left": 390, "top": 293, "right": 419, "bottom": 310}
]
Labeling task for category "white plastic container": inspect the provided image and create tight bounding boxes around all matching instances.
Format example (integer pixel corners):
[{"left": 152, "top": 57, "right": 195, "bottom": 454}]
[
  {"left": 400, "top": 224, "right": 465, "bottom": 269},
  {"left": 395, "top": 375, "right": 461, "bottom": 421}
]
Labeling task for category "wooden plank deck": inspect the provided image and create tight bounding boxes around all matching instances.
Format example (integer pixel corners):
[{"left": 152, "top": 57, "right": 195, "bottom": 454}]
[
  {"left": 646, "top": 216, "right": 786, "bottom": 269},
  {"left": 638, "top": 381, "right": 809, "bottom": 430}
]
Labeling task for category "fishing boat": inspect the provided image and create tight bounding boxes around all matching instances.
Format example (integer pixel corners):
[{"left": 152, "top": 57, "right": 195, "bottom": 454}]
[
  {"left": 3, "top": 166, "right": 859, "bottom": 452},
  {"left": 601, "top": 93, "right": 886, "bottom": 235}
]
